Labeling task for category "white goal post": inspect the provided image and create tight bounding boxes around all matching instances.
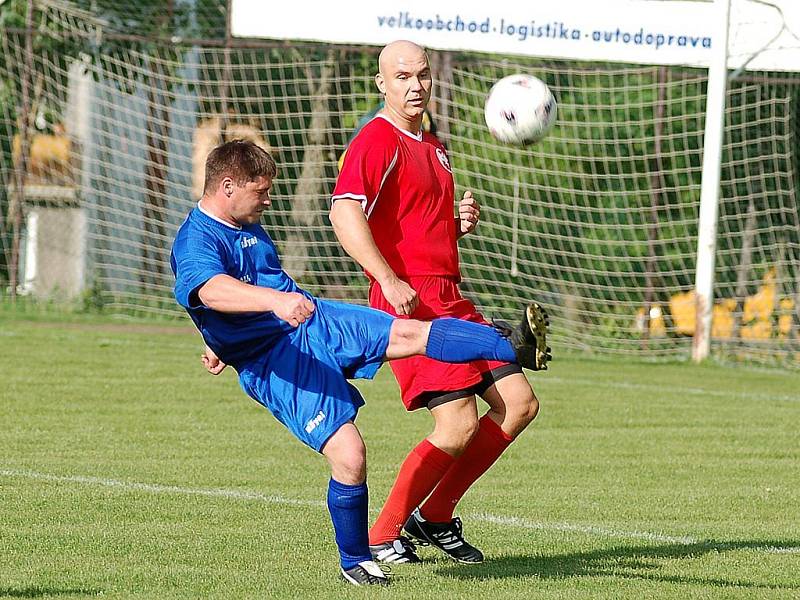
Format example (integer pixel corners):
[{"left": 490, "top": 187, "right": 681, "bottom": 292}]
[{"left": 693, "top": 0, "right": 732, "bottom": 362}]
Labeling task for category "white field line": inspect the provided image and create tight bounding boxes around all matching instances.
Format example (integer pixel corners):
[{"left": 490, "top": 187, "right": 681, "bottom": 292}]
[
  {"left": 469, "top": 512, "right": 696, "bottom": 545},
  {"left": 536, "top": 376, "right": 800, "bottom": 404},
  {"left": 0, "top": 468, "right": 324, "bottom": 508},
  {"left": 2, "top": 468, "right": 797, "bottom": 555}
]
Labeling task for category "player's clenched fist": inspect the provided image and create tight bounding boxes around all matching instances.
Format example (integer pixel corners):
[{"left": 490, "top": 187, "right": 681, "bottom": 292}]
[
  {"left": 458, "top": 190, "right": 480, "bottom": 235},
  {"left": 381, "top": 276, "right": 418, "bottom": 316},
  {"left": 275, "top": 292, "right": 315, "bottom": 327},
  {"left": 201, "top": 344, "right": 227, "bottom": 375}
]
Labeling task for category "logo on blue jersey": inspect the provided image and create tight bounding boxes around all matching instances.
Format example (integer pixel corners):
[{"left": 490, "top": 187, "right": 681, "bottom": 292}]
[
  {"left": 305, "top": 410, "right": 326, "bottom": 434},
  {"left": 241, "top": 236, "right": 258, "bottom": 248}
]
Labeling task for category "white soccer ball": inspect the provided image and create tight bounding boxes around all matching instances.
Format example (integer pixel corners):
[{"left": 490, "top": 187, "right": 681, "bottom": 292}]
[{"left": 484, "top": 74, "right": 557, "bottom": 146}]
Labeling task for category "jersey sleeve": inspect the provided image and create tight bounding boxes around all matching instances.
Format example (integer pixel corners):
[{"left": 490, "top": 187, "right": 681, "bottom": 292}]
[
  {"left": 172, "top": 229, "right": 227, "bottom": 309},
  {"left": 332, "top": 122, "right": 399, "bottom": 215}
]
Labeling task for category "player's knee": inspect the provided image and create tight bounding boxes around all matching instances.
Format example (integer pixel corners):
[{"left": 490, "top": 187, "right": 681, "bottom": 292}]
[
  {"left": 387, "top": 319, "right": 427, "bottom": 357},
  {"left": 323, "top": 428, "right": 367, "bottom": 484},
  {"left": 455, "top": 418, "right": 480, "bottom": 453},
  {"left": 462, "top": 417, "right": 480, "bottom": 446},
  {"left": 524, "top": 393, "right": 540, "bottom": 423},
  {"left": 507, "top": 391, "right": 539, "bottom": 429},
  {"left": 434, "top": 416, "right": 479, "bottom": 454},
  {"left": 331, "top": 447, "right": 367, "bottom": 484}
]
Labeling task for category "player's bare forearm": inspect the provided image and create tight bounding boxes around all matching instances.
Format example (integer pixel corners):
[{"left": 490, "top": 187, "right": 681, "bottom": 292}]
[
  {"left": 330, "top": 199, "right": 396, "bottom": 285},
  {"left": 197, "top": 274, "right": 286, "bottom": 313},
  {"left": 198, "top": 275, "right": 314, "bottom": 326},
  {"left": 330, "top": 198, "right": 419, "bottom": 315},
  {"left": 198, "top": 275, "right": 315, "bottom": 326}
]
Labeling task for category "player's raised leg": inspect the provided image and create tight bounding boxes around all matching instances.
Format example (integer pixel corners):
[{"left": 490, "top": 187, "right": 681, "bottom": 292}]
[
  {"left": 385, "top": 304, "right": 551, "bottom": 371},
  {"left": 321, "top": 422, "right": 389, "bottom": 586}
]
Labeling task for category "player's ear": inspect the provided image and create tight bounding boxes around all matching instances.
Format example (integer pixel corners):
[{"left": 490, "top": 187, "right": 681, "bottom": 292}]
[
  {"left": 375, "top": 73, "right": 386, "bottom": 94},
  {"left": 221, "top": 176, "right": 234, "bottom": 197}
]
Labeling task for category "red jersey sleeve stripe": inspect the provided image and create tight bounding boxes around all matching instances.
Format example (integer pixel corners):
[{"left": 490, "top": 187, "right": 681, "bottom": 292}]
[{"left": 365, "top": 148, "right": 399, "bottom": 219}]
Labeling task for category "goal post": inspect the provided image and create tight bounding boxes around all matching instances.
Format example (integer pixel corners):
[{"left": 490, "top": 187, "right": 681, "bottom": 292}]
[{"left": 693, "top": 0, "right": 732, "bottom": 362}]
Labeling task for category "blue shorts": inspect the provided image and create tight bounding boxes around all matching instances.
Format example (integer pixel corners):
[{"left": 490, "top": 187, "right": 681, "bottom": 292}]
[{"left": 237, "top": 299, "right": 394, "bottom": 452}]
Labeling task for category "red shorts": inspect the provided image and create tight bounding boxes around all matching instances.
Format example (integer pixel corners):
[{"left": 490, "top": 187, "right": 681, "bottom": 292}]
[{"left": 369, "top": 275, "right": 509, "bottom": 411}]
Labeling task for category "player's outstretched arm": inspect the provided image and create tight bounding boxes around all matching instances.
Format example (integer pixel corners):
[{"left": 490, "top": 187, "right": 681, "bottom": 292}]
[
  {"left": 330, "top": 199, "right": 418, "bottom": 315},
  {"left": 197, "top": 274, "right": 314, "bottom": 326}
]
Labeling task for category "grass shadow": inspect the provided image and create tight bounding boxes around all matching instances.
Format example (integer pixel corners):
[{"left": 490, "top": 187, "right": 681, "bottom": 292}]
[{"left": 435, "top": 539, "right": 800, "bottom": 590}]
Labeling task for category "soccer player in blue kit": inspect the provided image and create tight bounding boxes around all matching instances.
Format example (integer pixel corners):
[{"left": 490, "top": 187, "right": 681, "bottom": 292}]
[{"left": 171, "top": 140, "right": 544, "bottom": 586}]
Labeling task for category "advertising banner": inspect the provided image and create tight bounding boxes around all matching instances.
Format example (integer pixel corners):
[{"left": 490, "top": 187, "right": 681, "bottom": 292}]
[{"left": 231, "top": 0, "right": 800, "bottom": 72}]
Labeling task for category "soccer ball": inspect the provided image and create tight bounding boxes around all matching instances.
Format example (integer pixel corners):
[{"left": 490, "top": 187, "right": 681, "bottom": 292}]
[{"left": 484, "top": 74, "right": 557, "bottom": 146}]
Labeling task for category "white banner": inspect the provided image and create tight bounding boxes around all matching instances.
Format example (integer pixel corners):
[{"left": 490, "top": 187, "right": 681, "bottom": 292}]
[{"left": 231, "top": 0, "right": 800, "bottom": 72}]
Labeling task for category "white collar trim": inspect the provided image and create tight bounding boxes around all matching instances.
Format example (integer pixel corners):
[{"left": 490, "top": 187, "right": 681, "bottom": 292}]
[
  {"left": 376, "top": 114, "right": 423, "bottom": 141},
  {"left": 197, "top": 200, "right": 241, "bottom": 230}
]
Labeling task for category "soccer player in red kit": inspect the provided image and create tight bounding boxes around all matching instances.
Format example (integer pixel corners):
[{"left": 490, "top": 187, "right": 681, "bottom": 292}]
[{"left": 330, "top": 40, "right": 551, "bottom": 564}]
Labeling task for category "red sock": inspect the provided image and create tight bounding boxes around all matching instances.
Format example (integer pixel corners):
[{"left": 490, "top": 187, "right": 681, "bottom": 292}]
[
  {"left": 420, "top": 414, "right": 513, "bottom": 523},
  {"left": 369, "top": 439, "right": 454, "bottom": 545}
]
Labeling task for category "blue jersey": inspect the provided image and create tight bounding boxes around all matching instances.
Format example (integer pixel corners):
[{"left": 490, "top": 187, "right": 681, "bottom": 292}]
[{"left": 170, "top": 204, "right": 309, "bottom": 368}]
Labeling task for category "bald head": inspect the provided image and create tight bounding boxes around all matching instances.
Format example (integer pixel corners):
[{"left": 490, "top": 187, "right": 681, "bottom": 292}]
[
  {"left": 378, "top": 40, "right": 428, "bottom": 75},
  {"left": 375, "top": 40, "right": 433, "bottom": 133}
]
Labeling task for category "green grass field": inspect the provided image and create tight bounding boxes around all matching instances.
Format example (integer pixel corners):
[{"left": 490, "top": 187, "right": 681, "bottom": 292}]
[{"left": 2, "top": 312, "right": 799, "bottom": 599}]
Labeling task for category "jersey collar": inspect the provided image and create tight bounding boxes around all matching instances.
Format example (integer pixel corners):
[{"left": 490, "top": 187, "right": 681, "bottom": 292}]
[
  {"left": 197, "top": 200, "right": 242, "bottom": 230},
  {"left": 375, "top": 114, "right": 423, "bottom": 142}
]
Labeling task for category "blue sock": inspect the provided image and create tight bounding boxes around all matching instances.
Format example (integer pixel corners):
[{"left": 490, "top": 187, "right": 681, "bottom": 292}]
[
  {"left": 426, "top": 318, "right": 517, "bottom": 363},
  {"left": 327, "top": 478, "right": 371, "bottom": 570}
]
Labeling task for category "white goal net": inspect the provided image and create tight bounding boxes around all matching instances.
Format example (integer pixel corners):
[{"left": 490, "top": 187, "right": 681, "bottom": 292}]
[{"left": 1, "top": 0, "right": 799, "bottom": 365}]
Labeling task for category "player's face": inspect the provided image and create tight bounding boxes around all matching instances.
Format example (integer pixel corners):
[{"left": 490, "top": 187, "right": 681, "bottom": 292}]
[
  {"left": 379, "top": 51, "right": 432, "bottom": 122},
  {"left": 229, "top": 175, "right": 273, "bottom": 225}
]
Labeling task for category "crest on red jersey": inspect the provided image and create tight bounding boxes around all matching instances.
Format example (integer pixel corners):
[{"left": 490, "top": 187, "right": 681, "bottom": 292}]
[{"left": 435, "top": 147, "right": 452, "bottom": 173}]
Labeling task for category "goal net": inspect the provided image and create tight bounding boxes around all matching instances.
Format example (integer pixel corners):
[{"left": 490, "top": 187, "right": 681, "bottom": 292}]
[{"left": 1, "top": 0, "right": 798, "bottom": 365}]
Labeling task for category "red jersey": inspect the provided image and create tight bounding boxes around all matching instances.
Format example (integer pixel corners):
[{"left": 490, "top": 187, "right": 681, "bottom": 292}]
[{"left": 332, "top": 115, "right": 459, "bottom": 279}]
